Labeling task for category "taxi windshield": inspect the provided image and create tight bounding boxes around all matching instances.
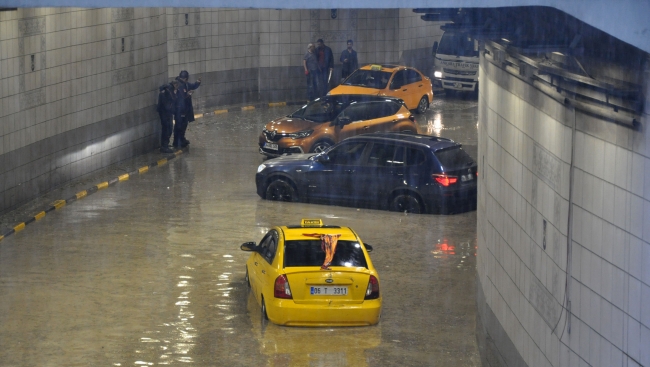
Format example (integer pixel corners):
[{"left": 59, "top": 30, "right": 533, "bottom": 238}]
[
  {"left": 341, "top": 69, "right": 392, "bottom": 89},
  {"left": 288, "top": 100, "right": 342, "bottom": 123},
  {"left": 284, "top": 240, "right": 368, "bottom": 268}
]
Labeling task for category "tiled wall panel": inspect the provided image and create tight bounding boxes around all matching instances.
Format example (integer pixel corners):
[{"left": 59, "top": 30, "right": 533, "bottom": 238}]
[{"left": 477, "top": 51, "right": 650, "bottom": 367}]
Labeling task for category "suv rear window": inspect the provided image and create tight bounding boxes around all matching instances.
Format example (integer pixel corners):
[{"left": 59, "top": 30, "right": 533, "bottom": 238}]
[
  {"left": 434, "top": 147, "right": 474, "bottom": 169},
  {"left": 284, "top": 240, "right": 368, "bottom": 268}
]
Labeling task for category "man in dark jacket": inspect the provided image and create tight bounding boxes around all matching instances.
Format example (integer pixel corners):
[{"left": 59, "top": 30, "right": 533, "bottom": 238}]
[
  {"left": 316, "top": 39, "right": 333, "bottom": 96},
  {"left": 340, "top": 39, "right": 358, "bottom": 80},
  {"left": 157, "top": 80, "right": 179, "bottom": 153},
  {"left": 173, "top": 70, "right": 201, "bottom": 148}
]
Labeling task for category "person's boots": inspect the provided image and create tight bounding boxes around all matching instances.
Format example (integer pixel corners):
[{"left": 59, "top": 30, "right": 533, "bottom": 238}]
[{"left": 160, "top": 146, "right": 174, "bottom": 153}]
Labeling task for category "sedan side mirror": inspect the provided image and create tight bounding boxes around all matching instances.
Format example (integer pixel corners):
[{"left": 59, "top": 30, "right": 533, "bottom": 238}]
[
  {"left": 240, "top": 242, "right": 258, "bottom": 252},
  {"left": 364, "top": 243, "right": 373, "bottom": 252}
]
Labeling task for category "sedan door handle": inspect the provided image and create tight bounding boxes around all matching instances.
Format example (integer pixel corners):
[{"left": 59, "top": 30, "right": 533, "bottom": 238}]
[
  {"left": 254, "top": 261, "right": 258, "bottom": 266},
  {"left": 261, "top": 270, "right": 266, "bottom": 274}
]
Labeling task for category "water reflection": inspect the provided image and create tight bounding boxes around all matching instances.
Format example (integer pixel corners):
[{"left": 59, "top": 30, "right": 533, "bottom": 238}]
[
  {"left": 246, "top": 292, "right": 381, "bottom": 366},
  {"left": 426, "top": 113, "right": 444, "bottom": 136}
]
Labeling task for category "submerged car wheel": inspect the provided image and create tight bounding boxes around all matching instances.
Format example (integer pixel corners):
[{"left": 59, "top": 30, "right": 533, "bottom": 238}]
[
  {"left": 261, "top": 297, "right": 269, "bottom": 320},
  {"left": 416, "top": 96, "right": 429, "bottom": 114},
  {"left": 245, "top": 267, "right": 250, "bottom": 288},
  {"left": 265, "top": 179, "right": 297, "bottom": 202},
  {"left": 310, "top": 141, "right": 333, "bottom": 153},
  {"left": 390, "top": 193, "right": 423, "bottom": 214}
]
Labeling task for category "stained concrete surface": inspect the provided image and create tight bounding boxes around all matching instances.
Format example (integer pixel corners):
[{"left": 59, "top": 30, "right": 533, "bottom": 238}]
[{"left": 0, "top": 93, "right": 480, "bottom": 366}]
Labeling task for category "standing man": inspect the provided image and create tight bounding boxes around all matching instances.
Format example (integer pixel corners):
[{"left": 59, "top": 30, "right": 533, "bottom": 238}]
[
  {"left": 316, "top": 39, "right": 333, "bottom": 96},
  {"left": 340, "top": 39, "right": 358, "bottom": 81},
  {"left": 173, "top": 70, "right": 201, "bottom": 148},
  {"left": 303, "top": 43, "right": 320, "bottom": 101},
  {"left": 156, "top": 80, "right": 179, "bottom": 153}
]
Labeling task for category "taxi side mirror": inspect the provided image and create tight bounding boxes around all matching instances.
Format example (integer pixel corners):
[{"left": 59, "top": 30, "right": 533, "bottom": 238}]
[
  {"left": 364, "top": 243, "right": 373, "bottom": 252},
  {"left": 240, "top": 242, "right": 258, "bottom": 252}
]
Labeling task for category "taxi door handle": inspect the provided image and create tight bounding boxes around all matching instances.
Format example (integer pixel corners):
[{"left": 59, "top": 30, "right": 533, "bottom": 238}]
[
  {"left": 261, "top": 270, "right": 266, "bottom": 274},
  {"left": 363, "top": 126, "right": 370, "bottom": 130},
  {"left": 254, "top": 261, "right": 258, "bottom": 266},
  {"left": 402, "top": 88, "right": 408, "bottom": 91}
]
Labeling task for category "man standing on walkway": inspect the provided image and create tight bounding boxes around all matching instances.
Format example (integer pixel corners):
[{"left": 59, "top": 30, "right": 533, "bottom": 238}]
[
  {"left": 303, "top": 43, "right": 320, "bottom": 100},
  {"left": 156, "top": 80, "right": 179, "bottom": 153},
  {"left": 340, "top": 39, "right": 358, "bottom": 81},
  {"left": 173, "top": 70, "right": 201, "bottom": 148},
  {"left": 316, "top": 39, "right": 333, "bottom": 96}
]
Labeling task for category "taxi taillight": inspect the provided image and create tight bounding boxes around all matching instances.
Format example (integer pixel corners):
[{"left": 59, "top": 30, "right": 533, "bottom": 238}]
[
  {"left": 274, "top": 275, "right": 292, "bottom": 299},
  {"left": 365, "top": 275, "right": 380, "bottom": 300}
]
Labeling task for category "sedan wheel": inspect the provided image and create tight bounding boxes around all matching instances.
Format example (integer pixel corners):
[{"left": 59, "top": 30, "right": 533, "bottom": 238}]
[
  {"left": 416, "top": 96, "right": 429, "bottom": 114},
  {"left": 265, "top": 179, "right": 297, "bottom": 202},
  {"left": 310, "top": 141, "right": 332, "bottom": 153},
  {"left": 390, "top": 193, "right": 422, "bottom": 214}
]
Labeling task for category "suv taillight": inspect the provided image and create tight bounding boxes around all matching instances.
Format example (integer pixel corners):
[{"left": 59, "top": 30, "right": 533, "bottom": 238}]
[
  {"left": 432, "top": 173, "right": 458, "bottom": 186},
  {"left": 365, "top": 275, "right": 380, "bottom": 300},
  {"left": 409, "top": 115, "right": 416, "bottom": 123},
  {"left": 274, "top": 275, "right": 292, "bottom": 299}
]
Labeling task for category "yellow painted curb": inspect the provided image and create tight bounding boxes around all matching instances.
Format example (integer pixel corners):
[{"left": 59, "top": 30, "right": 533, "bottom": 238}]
[
  {"left": 76, "top": 190, "right": 88, "bottom": 199},
  {"left": 138, "top": 166, "right": 149, "bottom": 174},
  {"left": 14, "top": 223, "right": 26, "bottom": 232},
  {"left": 157, "top": 158, "right": 168, "bottom": 166},
  {"left": 118, "top": 174, "right": 130, "bottom": 181},
  {"left": 53, "top": 200, "right": 66, "bottom": 209},
  {"left": 97, "top": 182, "right": 109, "bottom": 190},
  {"left": 269, "top": 102, "right": 286, "bottom": 107},
  {"left": 214, "top": 109, "right": 228, "bottom": 114},
  {"left": 175, "top": 150, "right": 183, "bottom": 156},
  {"left": 34, "top": 212, "right": 46, "bottom": 221},
  {"left": 194, "top": 113, "right": 203, "bottom": 119},
  {"left": 0, "top": 235, "right": 4, "bottom": 241},
  {"left": 241, "top": 106, "right": 255, "bottom": 111}
]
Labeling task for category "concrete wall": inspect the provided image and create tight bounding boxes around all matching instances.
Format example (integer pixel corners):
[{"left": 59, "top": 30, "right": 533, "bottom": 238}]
[
  {"left": 476, "top": 49, "right": 650, "bottom": 366},
  {"left": 0, "top": 8, "right": 168, "bottom": 215},
  {"left": 0, "top": 8, "right": 442, "bottom": 215}
]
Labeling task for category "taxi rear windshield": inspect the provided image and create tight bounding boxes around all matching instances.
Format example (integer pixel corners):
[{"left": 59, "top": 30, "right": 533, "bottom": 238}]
[
  {"left": 284, "top": 240, "right": 368, "bottom": 268},
  {"left": 342, "top": 70, "right": 392, "bottom": 89}
]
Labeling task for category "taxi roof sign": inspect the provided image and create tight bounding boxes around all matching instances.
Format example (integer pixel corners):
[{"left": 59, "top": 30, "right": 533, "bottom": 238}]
[
  {"left": 301, "top": 219, "right": 324, "bottom": 227},
  {"left": 370, "top": 64, "right": 382, "bottom": 71}
]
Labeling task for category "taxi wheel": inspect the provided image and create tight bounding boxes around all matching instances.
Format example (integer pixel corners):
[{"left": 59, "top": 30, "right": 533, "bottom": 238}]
[
  {"left": 245, "top": 267, "right": 250, "bottom": 288},
  {"left": 265, "top": 179, "right": 297, "bottom": 202},
  {"left": 416, "top": 96, "right": 429, "bottom": 114},
  {"left": 261, "top": 297, "right": 269, "bottom": 320},
  {"left": 389, "top": 193, "right": 423, "bottom": 214},
  {"left": 310, "top": 141, "right": 333, "bottom": 153}
]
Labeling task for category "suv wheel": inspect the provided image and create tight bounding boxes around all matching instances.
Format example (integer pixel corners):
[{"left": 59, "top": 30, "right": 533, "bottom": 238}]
[
  {"left": 416, "top": 96, "right": 429, "bottom": 114},
  {"left": 390, "top": 193, "right": 423, "bottom": 214},
  {"left": 310, "top": 141, "right": 333, "bottom": 153},
  {"left": 265, "top": 179, "right": 297, "bottom": 202}
]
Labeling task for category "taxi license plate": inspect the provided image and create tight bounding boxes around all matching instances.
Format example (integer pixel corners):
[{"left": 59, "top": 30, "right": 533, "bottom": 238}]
[
  {"left": 310, "top": 286, "right": 348, "bottom": 296},
  {"left": 264, "top": 142, "right": 278, "bottom": 150}
]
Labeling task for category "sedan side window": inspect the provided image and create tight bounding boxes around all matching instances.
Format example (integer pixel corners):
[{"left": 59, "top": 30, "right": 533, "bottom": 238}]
[
  {"left": 258, "top": 230, "right": 278, "bottom": 264},
  {"left": 390, "top": 70, "right": 407, "bottom": 89}
]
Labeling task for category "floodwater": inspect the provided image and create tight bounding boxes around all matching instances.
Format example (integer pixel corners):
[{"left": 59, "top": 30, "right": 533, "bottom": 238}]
[{"left": 0, "top": 93, "right": 480, "bottom": 366}]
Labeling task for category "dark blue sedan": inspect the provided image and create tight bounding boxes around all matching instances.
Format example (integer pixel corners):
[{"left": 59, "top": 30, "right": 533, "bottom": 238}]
[{"left": 255, "top": 132, "right": 477, "bottom": 214}]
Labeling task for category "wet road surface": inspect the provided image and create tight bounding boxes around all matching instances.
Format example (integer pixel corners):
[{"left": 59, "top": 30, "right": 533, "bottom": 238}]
[{"left": 0, "top": 93, "right": 480, "bottom": 366}]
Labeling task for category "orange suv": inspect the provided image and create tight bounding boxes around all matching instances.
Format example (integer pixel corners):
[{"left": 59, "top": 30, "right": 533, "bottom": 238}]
[{"left": 259, "top": 95, "right": 419, "bottom": 158}]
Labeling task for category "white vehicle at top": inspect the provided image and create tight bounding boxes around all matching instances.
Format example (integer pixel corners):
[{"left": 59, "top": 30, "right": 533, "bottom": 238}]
[{"left": 431, "top": 24, "right": 480, "bottom": 94}]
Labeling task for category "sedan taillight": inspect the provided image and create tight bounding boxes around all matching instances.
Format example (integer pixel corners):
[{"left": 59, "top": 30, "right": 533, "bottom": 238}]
[
  {"left": 274, "top": 275, "right": 292, "bottom": 299},
  {"left": 432, "top": 173, "right": 458, "bottom": 186},
  {"left": 365, "top": 275, "right": 380, "bottom": 300}
]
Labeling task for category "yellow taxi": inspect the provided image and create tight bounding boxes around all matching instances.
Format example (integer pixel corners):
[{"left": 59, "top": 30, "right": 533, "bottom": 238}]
[
  {"left": 328, "top": 64, "right": 434, "bottom": 114},
  {"left": 240, "top": 219, "right": 381, "bottom": 326}
]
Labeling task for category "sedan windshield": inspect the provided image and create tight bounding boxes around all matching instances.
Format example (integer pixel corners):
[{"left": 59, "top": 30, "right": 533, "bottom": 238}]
[
  {"left": 342, "top": 70, "right": 392, "bottom": 89},
  {"left": 284, "top": 240, "right": 368, "bottom": 268}
]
